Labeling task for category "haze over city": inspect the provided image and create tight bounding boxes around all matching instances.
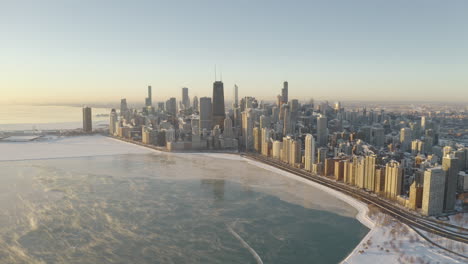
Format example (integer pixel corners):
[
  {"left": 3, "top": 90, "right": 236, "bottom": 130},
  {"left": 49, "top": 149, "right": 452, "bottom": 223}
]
[
  {"left": 1, "top": 0, "right": 468, "bottom": 104},
  {"left": 1, "top": 1, "right": 467, "bottom": 264}
]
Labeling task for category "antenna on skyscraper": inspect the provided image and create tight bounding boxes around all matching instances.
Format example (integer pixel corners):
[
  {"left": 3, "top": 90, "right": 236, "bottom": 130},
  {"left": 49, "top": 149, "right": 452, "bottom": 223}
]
[{"left": 214, "top": 65, "right": 217, "bottom": 81}]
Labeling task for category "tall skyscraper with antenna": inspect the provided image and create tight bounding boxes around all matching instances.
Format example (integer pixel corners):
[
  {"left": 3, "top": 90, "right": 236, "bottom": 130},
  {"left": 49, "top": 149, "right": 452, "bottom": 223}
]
[
  {"left": 212, "top": 80, "right": 225, "bottom": 130},
  {"left": 281, "top": 81, "right": 288, "bottom": 105}
]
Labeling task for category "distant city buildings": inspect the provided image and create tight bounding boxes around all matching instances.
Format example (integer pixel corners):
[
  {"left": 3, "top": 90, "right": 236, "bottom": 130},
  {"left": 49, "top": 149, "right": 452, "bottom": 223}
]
[{"left": 109, "top": 80, "right": 466, "bottom": 217}]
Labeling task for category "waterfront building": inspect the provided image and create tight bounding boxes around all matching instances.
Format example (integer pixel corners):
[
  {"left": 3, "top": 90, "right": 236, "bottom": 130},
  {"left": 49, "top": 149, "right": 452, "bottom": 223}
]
[
  {"left": 421, "top": 167, "right": 446, "bottom": 216},
  {"left": 82, "top": 106, "right": 92, "bottom": 133},
  {"left": 261, "top": 128, "right": 271, "bottom": 156},
  {"left": 304, "top": 134, "right": 316, "bottom": 172},
  {"left": 253, "top": 127, "right": 261, "bottom": 152},
  {"left": 384, "top": 160, "right": 403, "bottom": 200},
  {"left": 375, "top": 166, "right": 386, "bottom": 194},
  {"left": 364, "top": 154, "right": 376, "bottom": 191},
  {"left": 290, "top": 138, "right": 302, "bottom": 166},
  {"left": 109, "top": 109, "right": 118, "bottom": 136},
  {"left": 409, "top": 181, "right": 423, "bottom": 210},
  {"left": 442, "top": 154, "right": 459, "bottom": 212},
  {"left": 317, "top": 147, "right": 328, "bottom": 164},
  {"left": 272, "top": 140, "right": 282, "bottom": 159}
]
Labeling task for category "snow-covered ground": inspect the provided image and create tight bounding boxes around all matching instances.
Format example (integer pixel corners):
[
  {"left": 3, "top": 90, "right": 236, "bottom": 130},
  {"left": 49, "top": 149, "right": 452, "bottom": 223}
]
[
  {"left": 0, "top": 135, "right": 152, "bottom": 161},
  {"left": 0, "top": 135, "right": 465, "bottom": 263}
]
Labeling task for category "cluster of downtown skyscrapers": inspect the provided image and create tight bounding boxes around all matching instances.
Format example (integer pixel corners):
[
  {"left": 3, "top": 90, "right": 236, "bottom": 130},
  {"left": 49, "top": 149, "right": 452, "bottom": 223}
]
[{"left": 101, "top": 80, "right": 467, "bottom": 217}]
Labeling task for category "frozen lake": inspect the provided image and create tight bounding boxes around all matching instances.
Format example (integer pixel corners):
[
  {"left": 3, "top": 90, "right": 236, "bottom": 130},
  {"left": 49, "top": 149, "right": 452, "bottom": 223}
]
[{"left": 0, "top": 137, "right": 369, "bottom": 263}]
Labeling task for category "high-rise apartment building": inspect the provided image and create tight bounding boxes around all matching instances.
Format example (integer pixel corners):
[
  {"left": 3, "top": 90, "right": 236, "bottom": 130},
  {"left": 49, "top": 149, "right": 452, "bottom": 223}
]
[
  {"left": 305, "top": 134, "right": 316, "bottom": 172},
  {"left": 82, "top": 106, "right": 92, "bottom": 133},
  {"left": 422, "top": 167, "right": 446, "bottom": 216},
  {"left": 384, "top": 160, "right": 403, "bottom": 200},
  {"left": 364, "top": 154, "right": 376, "bottom": 191},
  {"left": 109, "top": 109, "right": 118, "bottom": 136},
  {"left": 212, "top": 81, "right": 225, "bottom": 129},
  {"left": 442, "top": 154, "right": 459, "bottom": 211}
]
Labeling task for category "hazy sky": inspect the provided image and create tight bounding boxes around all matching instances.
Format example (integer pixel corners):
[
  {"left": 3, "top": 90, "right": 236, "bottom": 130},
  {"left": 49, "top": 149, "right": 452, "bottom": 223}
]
[{"left": 1, "top": 0, "right": 467, "bottom": 105}]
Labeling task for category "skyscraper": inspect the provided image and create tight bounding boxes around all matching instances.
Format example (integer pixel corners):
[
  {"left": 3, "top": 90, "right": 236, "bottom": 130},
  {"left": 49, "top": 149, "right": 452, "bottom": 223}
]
[
  {"left": 400, "top": 127, "right": 412, "bottom": 152},
  {"left": 242, "top": 109, "right": 254, "bottom": 150},
  {"left": 281, "top": 81, "right": 288, "bottom": 105},
  {"left": 317, "top": 115, "right": 328, "bottom": 147},
  {"left": 422, "top": 167, "right": 446, "bottom": 216},
  {"left": 145, "top": 85, "right": 152, "bottom": 106},
  {"left": 120, "top": 98, "right": 128, "bottom": 114},
  {"left": 384, "top": 160, "right": 403, "bottom": 200},
  {"left": 212, "top": 81, "right": 225, "bottom": 129},
  {"left": 193, "top": 96, "right": 199, "bottom": 112},
  {"left": 199, "top": 97, "right": 212, "bottom": 133},
  {"left": 305, "top": 134, "right": 316, "bottom": 172},
  {"left": 233, "top": 84, "right": 239, "bottom": 108},
  {"left": 442, "top": 154, "right": 459, "bottom": 211},
  {"left": 166, "top": 98, "right": 177, "bottom": 116},
  {"left": 182, "top": 87, "right": 190, "bottom": 109},
  {"left": 109, "top": 108, "right": 118, "bottom": 136},
  {"left": 82, "top": 106, "right": 92, "bottom": 133}
]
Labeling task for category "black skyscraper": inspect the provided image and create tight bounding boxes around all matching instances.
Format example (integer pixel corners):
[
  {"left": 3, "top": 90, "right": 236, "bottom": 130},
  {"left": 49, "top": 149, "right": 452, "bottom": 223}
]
[{"left": 212, "top": 81, "right": 225, "bottom": 129}]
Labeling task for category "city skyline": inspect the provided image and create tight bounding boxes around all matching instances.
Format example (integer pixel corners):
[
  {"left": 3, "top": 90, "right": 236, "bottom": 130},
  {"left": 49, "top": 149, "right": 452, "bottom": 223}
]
[{"left": 1, "top": 0, "right": 468, "bottom": 104}]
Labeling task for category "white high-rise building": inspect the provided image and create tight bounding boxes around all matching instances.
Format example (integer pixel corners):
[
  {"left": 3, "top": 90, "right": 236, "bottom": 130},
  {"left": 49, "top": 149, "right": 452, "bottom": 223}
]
[
  {"left": 384, "top": 160, "right": 403, "bottom": 200},
  {"left": 317, "top": 115, "right": 328, "bottom": 147},
  {"left": 272, "top": 141, "right": 282, "bottom": 159},
  {"left": 304, "top": 134, "right": 316, "bottom": 171},
  {"left": 109, "top": 109, "right": 118, "bottom": 136}
]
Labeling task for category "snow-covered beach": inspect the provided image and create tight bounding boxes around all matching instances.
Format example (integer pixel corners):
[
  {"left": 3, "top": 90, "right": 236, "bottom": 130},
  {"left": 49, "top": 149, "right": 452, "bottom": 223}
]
[{"left": 0, "top": 135, "right": 464, "bottom": 263}]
